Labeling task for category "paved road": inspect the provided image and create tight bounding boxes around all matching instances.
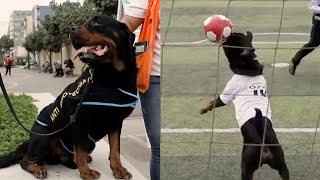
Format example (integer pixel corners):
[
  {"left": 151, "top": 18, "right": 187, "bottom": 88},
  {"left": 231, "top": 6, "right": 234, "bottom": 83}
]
[{"left": 0, "top": 67, "right": 150, "bottom": 179}]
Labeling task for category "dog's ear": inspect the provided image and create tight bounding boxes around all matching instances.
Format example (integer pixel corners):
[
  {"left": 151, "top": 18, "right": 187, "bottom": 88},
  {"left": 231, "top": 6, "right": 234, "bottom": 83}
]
[
  {"left": 119, "top": 22, "right": 136, "bottom": 45},
  {"left": 240, "top": 31, "right": 254, "bottom": 56},
  {"left": 112, "top": 22, "right": 136, "bottom": 72},
  {"left": 246, "top": 31, "right": 253, "bottom": 42}
]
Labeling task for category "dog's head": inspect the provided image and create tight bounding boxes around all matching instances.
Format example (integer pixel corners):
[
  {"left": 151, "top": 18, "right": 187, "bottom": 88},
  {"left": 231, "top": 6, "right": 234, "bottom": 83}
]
[
  {"left": 70, "top": 15, "right": 136, "bottom": 72},
  {"left": 222, "top": 31, "right": 263, "bottom": 76}
]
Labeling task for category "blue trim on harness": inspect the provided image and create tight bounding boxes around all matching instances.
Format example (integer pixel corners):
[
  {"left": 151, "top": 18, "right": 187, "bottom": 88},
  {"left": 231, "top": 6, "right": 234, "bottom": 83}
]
[
  {"left": 81, "top": 100, "right": 137, "bottom": 108},
  {"left": 87, "top": 134, "right": 96, "bottom": 154},
  {"left": 118, "top": 88, "right": 139, "bottom": 99},
  {"left": 59, "top": 134, "right": 97, "bottom": 155},
  {"left": 36, "top": 120, "right": 49, "bottom": 127},
  {"left": 59, "top": 138, "right": 74, "bottom": 154}
]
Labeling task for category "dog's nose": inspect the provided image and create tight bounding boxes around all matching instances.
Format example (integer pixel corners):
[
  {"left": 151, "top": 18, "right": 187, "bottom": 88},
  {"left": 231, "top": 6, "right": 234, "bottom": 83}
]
[{"left": 70, "top": 26, "right": 78, "bottom": 32}]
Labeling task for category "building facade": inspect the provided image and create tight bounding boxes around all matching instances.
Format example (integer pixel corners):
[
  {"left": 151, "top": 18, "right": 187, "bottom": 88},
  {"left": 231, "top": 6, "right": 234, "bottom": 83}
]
[
  {"left": 32, "top": 5, "right": 53, "bottom": 31},
  {"left": 24, "top": 15, "right": 33, "bottom": 37},
  {"left": 9, "top": 11, "right": 32, "bottom": 46},
  {"left": 8, "top": 10, "right": 32, "bottom": 58}
]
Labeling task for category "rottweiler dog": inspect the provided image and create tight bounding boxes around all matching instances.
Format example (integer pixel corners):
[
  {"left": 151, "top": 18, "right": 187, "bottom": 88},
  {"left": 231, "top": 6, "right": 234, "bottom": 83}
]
[
  {"left": 200, "top": 31, "right": 289, "bottom": 180},
  {"left": 0, "top": 15, "right": 137, "bottom": 180}
]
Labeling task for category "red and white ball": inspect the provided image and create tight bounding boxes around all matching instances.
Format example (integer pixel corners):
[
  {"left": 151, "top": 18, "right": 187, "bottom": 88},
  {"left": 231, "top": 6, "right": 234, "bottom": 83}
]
[{"left": 203, "top": 15, "right": 233, "bottom": 43}]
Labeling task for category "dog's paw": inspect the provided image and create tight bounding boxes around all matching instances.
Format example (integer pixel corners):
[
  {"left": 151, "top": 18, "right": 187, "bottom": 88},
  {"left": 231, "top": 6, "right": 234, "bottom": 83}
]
[
  {"left": 200, "top": 108, "right": 208, "bottom": 114},
  {"left": 89, "top": 169, "right": 101, "bottom": 179},
  {"left": 80, "top": 169, "right": 101, "bottom": 180},
  {"left": 112, "top": 166, "right": 133, "bottom": 180},
  {"left": 33, "top": 166, "right": 48, "bottom": 179}
]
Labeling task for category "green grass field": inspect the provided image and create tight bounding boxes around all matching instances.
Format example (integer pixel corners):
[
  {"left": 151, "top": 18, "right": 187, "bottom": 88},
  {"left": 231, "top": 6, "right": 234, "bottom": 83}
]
[{"left": 160, "top": 0, "right": 320, "bottom": 179}]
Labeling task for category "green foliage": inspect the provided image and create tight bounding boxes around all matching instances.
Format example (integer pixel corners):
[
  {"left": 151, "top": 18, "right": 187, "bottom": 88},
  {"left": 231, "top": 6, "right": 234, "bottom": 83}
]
[
  {"left": 23, "top": 0, "right": 120, "bottom": 59},
  {"left": 52, "top": 0, "right": 96, "bottom": 45},
  {"left": 88, "top": 0, "right": 118, "bottom": 16},
  {"left": 0, "top": 35, "right": 14, "bottom": 56},
  {"left": 0, "top": 94, "right": 38, "bottom": 156},
  {"left": 23, "top": 28, "right": 46, "bottom": 64},
  {"left": 41, "top": 15, "right": 63, "bottom": 53},
  {"left": 24, "top": 0, "right": 97, "bottom": 59}
]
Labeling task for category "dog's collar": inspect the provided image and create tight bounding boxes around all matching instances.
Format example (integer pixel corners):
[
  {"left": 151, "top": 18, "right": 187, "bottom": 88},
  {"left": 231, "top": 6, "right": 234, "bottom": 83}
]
[{"left": 231, "top": 65, "right": 263, "bottom": 76}]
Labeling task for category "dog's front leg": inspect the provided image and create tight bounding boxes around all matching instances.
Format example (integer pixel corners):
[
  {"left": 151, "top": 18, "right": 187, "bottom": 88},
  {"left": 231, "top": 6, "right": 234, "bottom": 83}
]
[
  {"left": 109, "top": 129, "right": 132, "bottom": 180},
  {"left": 72, "top": 117, "right": 100, "bottom": 180},
  {"left": 73, "top": 145, "right": 101, "bottom": 180}
]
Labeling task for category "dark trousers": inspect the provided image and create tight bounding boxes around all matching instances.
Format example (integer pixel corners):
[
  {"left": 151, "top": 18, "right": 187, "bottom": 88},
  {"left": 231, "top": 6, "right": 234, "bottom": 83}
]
[
  {"left": 139, "top": 76, "right": 160, "bottom": 180},
  {"left": 5, "top": 65, "right": 11, "bottom": 75},
  {"left": 292, "top": 20, "right": 320, "bottom": 66},
  {"left": 55, "top": 68, "right": 64, "bottom": 77}
]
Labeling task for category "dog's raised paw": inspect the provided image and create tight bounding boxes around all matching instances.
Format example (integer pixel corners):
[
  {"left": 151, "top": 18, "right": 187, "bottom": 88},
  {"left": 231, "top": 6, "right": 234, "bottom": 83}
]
[{"left": 200, "top": 108, "right": 207, "bottom": 114}]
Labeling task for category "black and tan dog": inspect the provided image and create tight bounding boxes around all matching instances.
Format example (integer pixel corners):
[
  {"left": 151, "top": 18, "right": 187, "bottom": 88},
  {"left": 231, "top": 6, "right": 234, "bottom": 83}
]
[
  {"left": 0, "top": 15, "right": 137, "bottom": 180},
  {"left": 200, "top": 31, "right": 289, "bottom": 180}
]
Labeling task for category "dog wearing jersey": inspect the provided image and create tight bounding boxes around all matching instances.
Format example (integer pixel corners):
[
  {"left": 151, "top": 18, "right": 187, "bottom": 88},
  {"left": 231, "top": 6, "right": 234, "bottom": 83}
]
[
  {"left": 200, "top": 31, "right": 289, "bottom": 180},
  {"left": 0, "top": 15, "right": 137, "bottom": 180}
]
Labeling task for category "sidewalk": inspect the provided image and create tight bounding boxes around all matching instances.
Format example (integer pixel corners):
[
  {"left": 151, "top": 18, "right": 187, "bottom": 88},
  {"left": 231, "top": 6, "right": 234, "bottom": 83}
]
[{"left": 0, "top": 92, "right": 148, "bottom": 180}]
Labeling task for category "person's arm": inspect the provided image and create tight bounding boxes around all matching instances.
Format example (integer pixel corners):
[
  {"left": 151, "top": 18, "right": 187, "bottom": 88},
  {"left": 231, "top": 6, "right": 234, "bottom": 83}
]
[
  {"left": 121, "top": 15, "right": 144, "bottom": 33},
  {"left": 308, "top": 0, "right": 320, "bottom": 14},
  {"left": 200, "top": 96, "right": 226, "bottom": 114}
]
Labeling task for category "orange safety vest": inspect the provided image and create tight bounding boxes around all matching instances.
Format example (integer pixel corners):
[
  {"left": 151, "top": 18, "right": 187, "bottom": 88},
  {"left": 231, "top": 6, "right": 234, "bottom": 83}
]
[{"left": 136, "top": 0, "right": 160, "bottom": 93}]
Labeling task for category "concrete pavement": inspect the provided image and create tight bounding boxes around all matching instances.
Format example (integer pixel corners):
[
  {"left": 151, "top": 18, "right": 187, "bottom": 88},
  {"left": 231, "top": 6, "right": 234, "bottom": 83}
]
[{"left": 0, "top": 67, "right": 150, "bottom": 179}]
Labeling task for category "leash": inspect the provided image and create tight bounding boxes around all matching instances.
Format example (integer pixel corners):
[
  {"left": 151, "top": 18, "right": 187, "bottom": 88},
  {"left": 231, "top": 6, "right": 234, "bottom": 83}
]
[{"left": 0, "top": 68, "right": 93, "bottom": 136}]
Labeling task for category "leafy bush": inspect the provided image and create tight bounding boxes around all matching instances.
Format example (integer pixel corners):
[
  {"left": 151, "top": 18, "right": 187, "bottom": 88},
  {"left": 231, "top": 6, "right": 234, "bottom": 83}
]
[{"left": 0, "top": 94, "right": 38, "bottom": 156}]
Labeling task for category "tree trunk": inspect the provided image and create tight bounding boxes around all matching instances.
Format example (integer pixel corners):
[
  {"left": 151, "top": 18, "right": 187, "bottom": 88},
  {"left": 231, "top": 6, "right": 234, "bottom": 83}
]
[
  {"left": 49, "top": 51, "right": 52, "bottom": 72},
  {"left": 27, "top": 52, "right": 30, "bottom": 69}
]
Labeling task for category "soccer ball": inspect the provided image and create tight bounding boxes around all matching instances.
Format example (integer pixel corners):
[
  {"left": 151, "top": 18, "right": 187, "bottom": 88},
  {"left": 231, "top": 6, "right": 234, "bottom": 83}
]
[{"left": 203, "top": 15, "right": 233, "bottom": 43}]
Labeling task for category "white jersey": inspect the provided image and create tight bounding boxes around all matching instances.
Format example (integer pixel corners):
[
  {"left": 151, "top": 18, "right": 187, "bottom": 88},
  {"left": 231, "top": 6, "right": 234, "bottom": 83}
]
[{"left": 219, "top": 74, "right": 272, "bottom": 127}]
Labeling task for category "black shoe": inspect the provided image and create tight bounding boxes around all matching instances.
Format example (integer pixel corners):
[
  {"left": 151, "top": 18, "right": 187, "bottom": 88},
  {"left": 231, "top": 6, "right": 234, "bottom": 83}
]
[{"left": 289, "top": 62, "right": 296, "bottom": 76}]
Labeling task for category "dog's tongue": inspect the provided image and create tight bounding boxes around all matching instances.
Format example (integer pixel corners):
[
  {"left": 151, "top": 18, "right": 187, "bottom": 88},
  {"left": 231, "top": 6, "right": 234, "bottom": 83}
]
[{"left": 73, "top": 45, "right": 108, "bottom": 60}]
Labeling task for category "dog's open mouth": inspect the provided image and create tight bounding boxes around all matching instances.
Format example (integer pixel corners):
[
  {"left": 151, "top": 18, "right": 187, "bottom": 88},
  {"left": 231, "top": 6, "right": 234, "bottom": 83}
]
[{"left": 74, "top": 45, "right": 109, "bottom": 60}]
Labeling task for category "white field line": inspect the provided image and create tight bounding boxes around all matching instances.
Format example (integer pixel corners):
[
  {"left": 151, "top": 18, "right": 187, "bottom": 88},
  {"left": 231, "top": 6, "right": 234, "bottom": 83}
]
[
  {"left": 253, "top": 32, "right": 309, "bottom": 35},
  {"left": 161, "top": 128, "right": 320, "bottom": 133}
]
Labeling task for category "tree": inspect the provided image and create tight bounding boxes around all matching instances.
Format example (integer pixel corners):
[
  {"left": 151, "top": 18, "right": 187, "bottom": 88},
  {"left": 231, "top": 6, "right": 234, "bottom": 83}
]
[
  {"left": 41, "top": 15, "right": 63, "bottom": 66},
  {"left": 0, "top": 35, "right": 14, "bottom": 57},
  {"left": 48, "top": 0, "right": 96, "bottom": 58},
  {"left": 23, "top": 34, "right": 33, "bottom": 69},
  {"left": 23, "top": 30, "right": 45, "bottom": 69},
  {"left": 87, "top": 0, "right": 118, "bottom": 16}
]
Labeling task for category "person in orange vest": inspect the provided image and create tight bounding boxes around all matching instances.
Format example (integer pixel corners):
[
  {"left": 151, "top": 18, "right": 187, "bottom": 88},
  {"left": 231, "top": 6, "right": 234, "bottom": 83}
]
[
  {"left": 121, "top": 0, "right": 160, "bottom": 179},
  {"left": 5, "top": 54, "right": 13, "bottom": 76}
]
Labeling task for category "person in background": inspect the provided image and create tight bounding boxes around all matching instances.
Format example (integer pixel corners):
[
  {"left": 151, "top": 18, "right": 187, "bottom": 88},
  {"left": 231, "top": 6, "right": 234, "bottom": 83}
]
[
  {"left": 54, "top": 60, "right": 64, "bottom": 77},
  {"left": 289, "top": 0, "right": 320, "bottom": 75},
  {"left": 43, "top": 61, "right": 52, "bottom": 73},
  {"left": 5, "top": 55, "right": 12, "bottom": 76},
  {"left": 121, "top": 0, "right": 160, "bottom": 179},
  {"left": 64, "top": 59, "right": 74, "bottom": 76}
]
